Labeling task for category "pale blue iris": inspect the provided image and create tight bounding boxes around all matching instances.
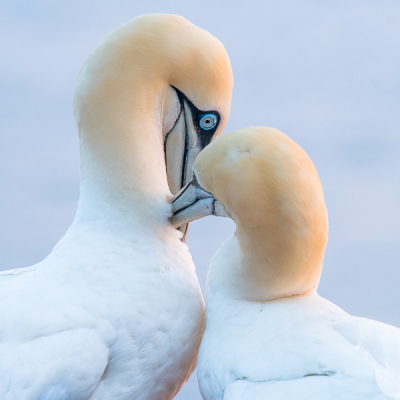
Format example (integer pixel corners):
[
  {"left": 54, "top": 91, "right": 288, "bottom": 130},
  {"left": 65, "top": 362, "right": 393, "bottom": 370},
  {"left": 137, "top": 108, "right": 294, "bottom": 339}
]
[{"left": 199, "top": 114, "right": 217, "bottom": 130}]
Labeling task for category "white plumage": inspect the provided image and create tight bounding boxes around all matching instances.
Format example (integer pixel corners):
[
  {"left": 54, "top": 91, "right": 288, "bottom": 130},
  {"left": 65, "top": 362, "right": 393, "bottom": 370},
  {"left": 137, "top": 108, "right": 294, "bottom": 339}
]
[
  {"left": 0, "top": 14, "right": 233, "bottom": 400},
  {"left": 170, "top": 126, "right": 400, "bottom": 400},
  {"left": 0, "top": 224, "right": 203, "bottom": 399},
  {"left": 199, "top": 237, "right": 400, "bottom": 400}
]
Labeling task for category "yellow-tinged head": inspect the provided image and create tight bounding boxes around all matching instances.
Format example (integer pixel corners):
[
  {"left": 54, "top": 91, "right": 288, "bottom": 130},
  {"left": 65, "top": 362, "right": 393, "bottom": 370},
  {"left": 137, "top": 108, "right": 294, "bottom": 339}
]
[
  {"left": 74, "top": 14, "right": 233, "bottom": 131},
  {"left": 72, "top": 14, "right": 233, "bottom": 230},
  {"left": 193, "top": 127, "right": 329, "bottom": 301}
]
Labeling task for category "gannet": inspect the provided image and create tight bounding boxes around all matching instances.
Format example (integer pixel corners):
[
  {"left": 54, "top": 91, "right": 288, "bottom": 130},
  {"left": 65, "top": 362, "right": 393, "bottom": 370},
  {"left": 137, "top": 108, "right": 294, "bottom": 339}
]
[
  {"left": 0, "top": 14, "right": 233, "bottom": 400},
  {"left": 171, "top": 127, "right": 400, "bottom": 400}
]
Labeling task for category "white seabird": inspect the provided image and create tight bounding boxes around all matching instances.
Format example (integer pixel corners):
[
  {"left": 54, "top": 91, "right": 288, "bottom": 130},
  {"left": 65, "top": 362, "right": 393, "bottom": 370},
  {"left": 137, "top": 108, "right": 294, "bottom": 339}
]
[
  {"left": 0, "top": 14, "right": 233, "bottom": 400},
  {"left": 171, "top": 126, "right": 400, "bottom": 400}
]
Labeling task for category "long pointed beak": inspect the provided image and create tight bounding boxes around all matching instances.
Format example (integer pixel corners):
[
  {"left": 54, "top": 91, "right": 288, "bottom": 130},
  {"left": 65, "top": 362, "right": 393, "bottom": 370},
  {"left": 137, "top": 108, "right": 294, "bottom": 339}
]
[
  {"left": 170, "top": 176, "right": 228, "bottom": 228},
  {"left": 165, "top": 107, "right": 186, "bottom": 196},
  {"left": 181, "top": 100, "right": 202, "bottom": 187},
  {"left": 165, "top": 98, "right": 213, "bottom": 195},
  {"left": 164, "top": 88, "right": 220, "bottom": 239}
]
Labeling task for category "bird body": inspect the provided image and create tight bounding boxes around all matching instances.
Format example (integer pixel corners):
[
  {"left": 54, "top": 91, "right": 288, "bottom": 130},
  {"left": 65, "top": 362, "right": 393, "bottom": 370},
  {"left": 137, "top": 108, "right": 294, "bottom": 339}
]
[
  {"left": 0, "top": 14, "right": 233, "bottom": 399},
  {"left": 170, "top": 127, "right": 400, "bottom": 400},
  {"left": 0, "top": 220, "right": 203, "bottom": 400},
  {"left": 199, "top": 241, "right": 400, "bottom": 399}
]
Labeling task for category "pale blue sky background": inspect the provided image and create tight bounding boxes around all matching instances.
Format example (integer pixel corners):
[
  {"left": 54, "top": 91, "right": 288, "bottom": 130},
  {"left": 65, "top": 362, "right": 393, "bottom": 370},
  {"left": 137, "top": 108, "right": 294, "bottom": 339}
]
[{"left": 0, "top": 1, "right": 399, "bottom": 399}]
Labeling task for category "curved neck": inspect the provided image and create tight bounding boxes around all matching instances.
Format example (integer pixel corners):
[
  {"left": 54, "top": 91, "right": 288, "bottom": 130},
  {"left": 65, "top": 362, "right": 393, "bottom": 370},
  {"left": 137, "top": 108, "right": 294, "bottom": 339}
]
[
  {"left": 75, "top": 75, "right": 173, "bottom": 231},
  {"left": 235, "top": 223, "right": 323, "bottom": 301},
  {"left": 71, "top": 14, "right": 233, "bottom": 235},
  {"left": 207, "top": 225, "right": 323, "bottom": 303},
  {"left": 52, "top": 79, "right": 184, "bottom": 265}
]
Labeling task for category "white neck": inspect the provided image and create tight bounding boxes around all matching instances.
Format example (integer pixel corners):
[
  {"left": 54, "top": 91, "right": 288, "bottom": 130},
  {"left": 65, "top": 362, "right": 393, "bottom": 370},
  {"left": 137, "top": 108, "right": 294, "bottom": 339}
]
[
  {"left": 52, "top": 82, "right": 180, "bottom": 261},
  {"left": 73, "top": 50, "right": 179, "bottom": 229},
  {"left": 206, "top": 232, "right": 321, "bottom": 304}
]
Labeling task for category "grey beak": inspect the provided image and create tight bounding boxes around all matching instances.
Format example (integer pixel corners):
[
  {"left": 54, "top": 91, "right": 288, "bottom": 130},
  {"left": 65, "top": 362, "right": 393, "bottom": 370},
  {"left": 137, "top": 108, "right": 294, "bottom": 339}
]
[
  {"left": 164, "top": 87, "right": 220, "bottom": 240},
  {"left": 165, "top": 106, "right": 187, "bottom": 196},
  {"left": 165, "top": 98, "right": 202, "bottom": 195},
  {"left": 170, "top": 176, "right": 228, "bottom": 228}
]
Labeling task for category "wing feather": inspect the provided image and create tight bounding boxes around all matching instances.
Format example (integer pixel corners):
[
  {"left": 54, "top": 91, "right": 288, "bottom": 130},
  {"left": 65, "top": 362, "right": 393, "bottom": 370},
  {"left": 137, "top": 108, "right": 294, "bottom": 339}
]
[
  {"left": 223, "top": 376, "right": 392, "bottom": 400},
  {"left": 0, "top": 329, "right": 109, "bottom": 400}
]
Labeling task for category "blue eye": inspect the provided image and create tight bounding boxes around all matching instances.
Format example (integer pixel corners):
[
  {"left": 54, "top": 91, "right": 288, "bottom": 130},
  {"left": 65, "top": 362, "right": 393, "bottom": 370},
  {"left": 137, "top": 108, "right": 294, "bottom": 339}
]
[{"left": 199, "top": 114, "right": 217, "bottom": 130}]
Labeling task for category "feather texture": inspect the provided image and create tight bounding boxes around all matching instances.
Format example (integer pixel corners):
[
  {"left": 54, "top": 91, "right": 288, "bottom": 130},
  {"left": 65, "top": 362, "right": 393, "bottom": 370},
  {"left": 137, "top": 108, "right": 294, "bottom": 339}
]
[
  {"left": 0, "top": 13, "right": 234, "bottom": 399},
  {"left": 190, "top": 127, "right": 400, "bottom": 400}
]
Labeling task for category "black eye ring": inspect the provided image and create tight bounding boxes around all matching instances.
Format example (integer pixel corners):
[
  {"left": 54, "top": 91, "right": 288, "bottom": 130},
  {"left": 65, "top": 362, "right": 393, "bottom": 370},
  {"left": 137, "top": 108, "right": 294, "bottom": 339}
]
[{"left": 199, "top": 114, "right": 218, "bottom": 130}]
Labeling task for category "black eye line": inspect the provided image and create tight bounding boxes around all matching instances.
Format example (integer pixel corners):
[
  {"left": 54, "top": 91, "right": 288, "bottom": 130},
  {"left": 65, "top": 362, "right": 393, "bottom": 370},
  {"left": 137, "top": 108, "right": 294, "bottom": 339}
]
[{"left": 171, "top": 86, "right": 221, "bottom": 132}]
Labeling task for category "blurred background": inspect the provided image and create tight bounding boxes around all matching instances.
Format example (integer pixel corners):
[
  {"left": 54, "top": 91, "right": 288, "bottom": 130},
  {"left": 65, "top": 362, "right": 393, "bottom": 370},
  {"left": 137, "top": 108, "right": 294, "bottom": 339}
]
[{"left": 0, "top": 1, "right": 399, "bottom": 398}]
